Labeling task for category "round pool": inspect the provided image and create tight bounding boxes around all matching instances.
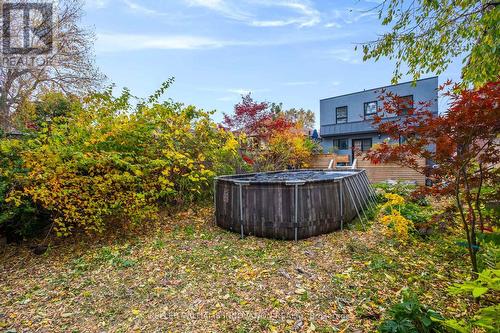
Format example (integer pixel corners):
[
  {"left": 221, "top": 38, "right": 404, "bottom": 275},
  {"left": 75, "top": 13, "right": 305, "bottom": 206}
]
[{"left": 214, "top": 169, "right": 373, "bottom": 240}]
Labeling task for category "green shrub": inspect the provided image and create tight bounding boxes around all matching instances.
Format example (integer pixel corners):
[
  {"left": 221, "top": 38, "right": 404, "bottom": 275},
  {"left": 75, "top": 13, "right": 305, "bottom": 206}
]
[
  {"left": 448, "top": 269, "right": 499, "bottom": 298},
  {"left": 375, "top": 184, "right": 435, "bottom": 236},
  {"left": 0, "top": 81, "right": 240, "bottom": 237},
  {"left": 478, "top": 233, "right": 500, "bottom": 271},
  {"left": 442, "top": 269, "right": 500, "bottom": 332},
  {"left": 399, "top": 203, "right": 434, "bottom": 229},
  {"left": 0, "top": 136, "right": 50, "bottom": 240},
  {"left": 373, "top": 183, "right": 416, "bottom": 199},
  {"left": 379, "top": 291, "right": 444, "bottom": 333}
]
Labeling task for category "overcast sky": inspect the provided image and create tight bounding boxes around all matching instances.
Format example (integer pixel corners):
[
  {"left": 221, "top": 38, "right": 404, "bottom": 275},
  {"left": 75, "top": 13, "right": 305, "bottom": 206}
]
[{"left": 83, "top": 0, "right": 463, "bottom": 127}]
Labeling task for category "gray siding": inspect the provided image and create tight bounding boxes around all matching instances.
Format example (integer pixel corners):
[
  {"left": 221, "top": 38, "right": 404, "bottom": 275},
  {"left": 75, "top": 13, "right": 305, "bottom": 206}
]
[
  {"left": 320, "top": 77, "right": 438, "bottom": 155},
  {"left": 321, "top": 121, "right": 375, "bottom": 137},
  {"left": 320, "top": 77, "right": 439, "bottom": 139},
  {"left": 320, "top": 134, "right": 396, "bottom": 156}
]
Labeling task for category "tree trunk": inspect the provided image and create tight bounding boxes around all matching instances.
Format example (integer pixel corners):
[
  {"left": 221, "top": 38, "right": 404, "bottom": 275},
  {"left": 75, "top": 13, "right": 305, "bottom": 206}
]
[
  {"left": 475, "top": 163, "right": 485, "bottom": 232},
  {"left": 0, "top": 89, "right": 10, "bottom": 132},
  {"left": 462, "top": 168, "right": 479, "bottom": 277},
  {"left": 455, "top": 172, "right": 479, "bottom": 278}
]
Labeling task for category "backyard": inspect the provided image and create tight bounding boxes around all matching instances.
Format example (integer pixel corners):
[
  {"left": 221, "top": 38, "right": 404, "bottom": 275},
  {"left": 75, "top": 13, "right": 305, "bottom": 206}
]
[
  {"left": 1, "top": 0, "right": 499, "bottom": 332},
  {"left": 0, "top": 62, "right": 498, "bottom": 333},
  {"left": 0, "top": 61, "right": 497, "bottom": 333},
  {"left": 0, "top": 202, "right": 474, "bottom": 333}
]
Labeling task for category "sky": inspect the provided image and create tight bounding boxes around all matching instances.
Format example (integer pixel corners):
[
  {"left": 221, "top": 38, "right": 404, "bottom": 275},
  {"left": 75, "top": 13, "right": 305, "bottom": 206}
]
[{"left": 82, "top": 0, "right": 464, "bottom": 127}]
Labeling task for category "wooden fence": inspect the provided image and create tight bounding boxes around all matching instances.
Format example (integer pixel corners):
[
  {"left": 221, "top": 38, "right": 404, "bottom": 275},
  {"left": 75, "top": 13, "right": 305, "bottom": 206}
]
[
  {"left": 308, "top": 154, "right": 349, "bottom": 169},
  {"left": 308, "top": 154, "right": 426, "bottom": 185}
]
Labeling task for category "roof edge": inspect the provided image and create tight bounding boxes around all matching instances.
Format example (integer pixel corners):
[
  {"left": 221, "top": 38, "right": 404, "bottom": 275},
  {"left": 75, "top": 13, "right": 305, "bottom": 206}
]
[{"left": 320, "top": 76, "right": 438, "bottom": 102}]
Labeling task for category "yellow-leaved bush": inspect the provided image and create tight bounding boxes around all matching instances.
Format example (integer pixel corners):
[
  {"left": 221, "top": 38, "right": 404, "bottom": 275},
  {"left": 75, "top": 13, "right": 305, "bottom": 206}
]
[
  {"left": 257, "top": 126, "right": 319, "bottom": 170},
  {"left": 1, "top": 86, "right": 240, "bottom": 236},
  {"left": 379, "top": 193, "right": 413, "bottom": 241}
]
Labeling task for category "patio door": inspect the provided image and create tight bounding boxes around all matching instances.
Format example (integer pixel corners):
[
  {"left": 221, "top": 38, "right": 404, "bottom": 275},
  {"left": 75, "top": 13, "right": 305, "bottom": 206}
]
[
  {"left": 352, "top": 138, "right": 372, "bottom": 151},
  {"left": 351, "top": 138, "right": 372, "bottom": 163}
]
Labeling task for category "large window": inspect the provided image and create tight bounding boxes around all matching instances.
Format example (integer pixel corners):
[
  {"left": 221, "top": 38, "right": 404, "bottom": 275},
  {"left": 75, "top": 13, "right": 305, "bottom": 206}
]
[
  {"left": 336, "top": 106, "right": 348, "bottom": 124},
  {"left": 333, "top": 138, "right": 349, "bottom": 150},
  {"left": 399, "top": 95, "right": 414, "bottom": 115},
  {"left": 364, "top": 101, "right": 378, "bottom": 119},
  {"left": 337, "top": 139, "right": 349, "bottom": 150},
  {"left": 352, "top": 138, "right": 372, "bottom": 151}
]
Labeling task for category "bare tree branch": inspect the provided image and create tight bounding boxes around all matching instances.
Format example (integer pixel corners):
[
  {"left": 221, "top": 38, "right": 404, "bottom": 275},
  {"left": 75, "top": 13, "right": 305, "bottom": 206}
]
[{"left": 0, "top": 0, "right": 105, "bottom": 131}]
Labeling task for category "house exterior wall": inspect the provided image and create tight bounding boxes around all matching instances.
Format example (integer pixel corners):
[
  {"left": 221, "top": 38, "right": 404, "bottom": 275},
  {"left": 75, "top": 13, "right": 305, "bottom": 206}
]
[
  {"left": 319, "top": 77, "right": 438, "bottom": 158},
  {"left": 321, "top": 133, "right": 395, "bottom": 156}
]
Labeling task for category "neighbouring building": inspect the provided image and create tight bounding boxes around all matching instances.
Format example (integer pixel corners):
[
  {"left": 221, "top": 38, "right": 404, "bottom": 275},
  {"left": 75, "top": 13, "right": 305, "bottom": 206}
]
[{"left": 319, "top": 77, "right": 438, "bottom": 163}]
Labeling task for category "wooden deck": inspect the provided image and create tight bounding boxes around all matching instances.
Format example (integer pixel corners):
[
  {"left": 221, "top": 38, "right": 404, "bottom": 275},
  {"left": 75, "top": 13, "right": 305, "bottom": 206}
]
[
  {"left": 308, "top": 154, "right": 349, "bottom": 169},
  {"left": 309, "top": 154, "right": 426, "bottom": 185}
]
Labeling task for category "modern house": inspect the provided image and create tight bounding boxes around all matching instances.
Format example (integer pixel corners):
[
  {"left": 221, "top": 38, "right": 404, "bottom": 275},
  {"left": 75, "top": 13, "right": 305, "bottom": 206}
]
[{"left": 319, "top": 77, "right": 438, "bottom": 163}]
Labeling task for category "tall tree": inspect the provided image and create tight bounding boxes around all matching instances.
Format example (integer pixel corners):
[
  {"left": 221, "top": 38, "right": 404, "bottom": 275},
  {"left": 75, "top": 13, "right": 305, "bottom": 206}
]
[
  {"left": 223, "top": 94, "right": 293, "bottom": 141},
  {"left": 361, "top": 0, "right": 499, "bottom": 86},
  {"left": 270, "top": 102, "right": 315, "bottom": 129},
  {"left": 223, "top": 94, "right": 318, "bottom": 171},
  {"left": 366, "top": 81, "right": 500, "bottom": 276},
  {"left": 0, "top": 0, "right": 104, "bottom": 131}
]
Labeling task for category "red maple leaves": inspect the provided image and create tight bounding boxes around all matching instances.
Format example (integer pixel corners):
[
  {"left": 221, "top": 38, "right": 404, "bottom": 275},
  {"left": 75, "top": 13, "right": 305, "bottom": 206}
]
[
  {"left": 366, "top": 81, "right": 500, "bottom": 196},
  {"left": 222, "top": 93, "right": 293, "bottom": 142}
]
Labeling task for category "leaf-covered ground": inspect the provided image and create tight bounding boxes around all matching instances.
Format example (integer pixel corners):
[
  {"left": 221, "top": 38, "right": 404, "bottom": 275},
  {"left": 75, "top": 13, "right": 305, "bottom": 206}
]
[{"left": 0, "top": 206, "right": 471, "bottom": 332}]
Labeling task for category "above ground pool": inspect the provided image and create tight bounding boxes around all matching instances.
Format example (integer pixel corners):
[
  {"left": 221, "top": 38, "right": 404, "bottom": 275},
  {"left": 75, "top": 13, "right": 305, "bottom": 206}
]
[{"left": 214, "top": 169, "right": 374, "bottom": 240}]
